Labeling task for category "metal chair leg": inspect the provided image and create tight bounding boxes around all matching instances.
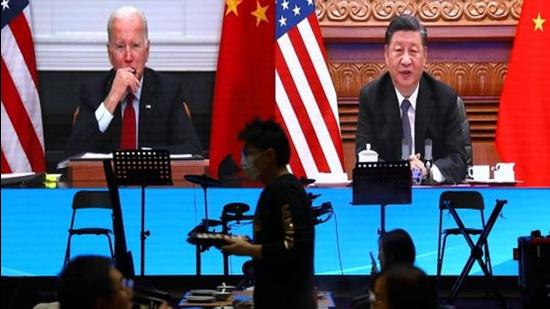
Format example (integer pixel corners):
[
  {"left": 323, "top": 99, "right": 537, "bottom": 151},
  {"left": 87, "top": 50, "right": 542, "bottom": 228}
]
[
  {"left": 64, "top": 234, "right": 73, "bottom": 267},
  {"left": 436, "top": 211, "right": 443, "bottom": 281},
  {"left": 439, "top": 233, "right": 450, "bottom": 277},
  {"left": 106, "top": 235, "right": 115, "bottom": 259},
  {"left": 484, "top": 239, "right": 493, "bottom": 275},
  {"left": 437, "top": 234, "right": 443, "bottom": 278}
]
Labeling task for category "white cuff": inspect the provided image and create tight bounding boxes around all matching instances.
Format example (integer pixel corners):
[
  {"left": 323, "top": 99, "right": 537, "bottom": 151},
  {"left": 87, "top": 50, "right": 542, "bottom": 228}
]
[
  {"left": 95, "top": 102, "right": 114, "bottom": 133},
  {"left": 431, "top": 164, "right": 446, "bottom": 183}
]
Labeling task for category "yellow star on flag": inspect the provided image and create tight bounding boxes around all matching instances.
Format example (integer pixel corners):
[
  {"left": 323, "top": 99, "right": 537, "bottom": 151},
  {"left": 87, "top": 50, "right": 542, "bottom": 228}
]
[
  {"left": 225, "top": 0, "right": 242, "bottom": 16},
  {"left": 533, "top": 12, "right": 545, "bottom": 31},
  {"left": 251, "top": 1, "right": 269, "bottom": 27}
]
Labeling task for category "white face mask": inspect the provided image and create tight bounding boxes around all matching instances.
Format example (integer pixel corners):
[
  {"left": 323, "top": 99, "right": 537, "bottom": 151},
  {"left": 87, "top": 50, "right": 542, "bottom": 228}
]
[{"left": 241, "top": 153, "right": 261, "bottom": 181}]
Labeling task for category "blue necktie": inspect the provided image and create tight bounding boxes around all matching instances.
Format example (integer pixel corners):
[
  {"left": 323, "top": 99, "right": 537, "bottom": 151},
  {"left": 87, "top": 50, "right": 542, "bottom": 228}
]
[{"left": 401, "top": 99, "right": 412, "bottom": 158}]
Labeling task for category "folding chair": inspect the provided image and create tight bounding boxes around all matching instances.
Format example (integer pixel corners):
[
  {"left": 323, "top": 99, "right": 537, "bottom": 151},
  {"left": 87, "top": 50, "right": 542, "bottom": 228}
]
[
  {"left": 437, "top": 190, "right": 508, "bottom": 307},
  {"left": 63, "top": 190, "right": 115, "bottom": 266},
  {"left": 436, "top": 191, "right": 492, "bottom": 279}
]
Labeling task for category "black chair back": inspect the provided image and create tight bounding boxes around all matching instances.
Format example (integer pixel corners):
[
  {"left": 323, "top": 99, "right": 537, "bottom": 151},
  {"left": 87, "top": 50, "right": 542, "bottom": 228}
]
[
  {"left": 439, "top": 191, "right": 484, "bottom": 210},
  {"left": 72, "top": 190, "right": 112, "bottom": 210}
]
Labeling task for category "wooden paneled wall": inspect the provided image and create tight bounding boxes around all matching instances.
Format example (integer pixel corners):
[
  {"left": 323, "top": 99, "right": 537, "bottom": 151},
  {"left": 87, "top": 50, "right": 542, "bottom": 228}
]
[{"left": 318, "top": 0, "right": 521, "bottom": 175}]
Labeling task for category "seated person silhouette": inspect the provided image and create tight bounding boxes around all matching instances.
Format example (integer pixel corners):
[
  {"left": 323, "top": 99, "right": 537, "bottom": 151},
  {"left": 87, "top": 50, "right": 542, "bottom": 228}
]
[
  {"left": 351, "top": 228, "right": 416, "bottom": 308},
  {"left": 369, "top": 264, "right": 437, "bottom": 309},
  {"left": 59, "top": 255, "right": 171, "bottom": 309}
]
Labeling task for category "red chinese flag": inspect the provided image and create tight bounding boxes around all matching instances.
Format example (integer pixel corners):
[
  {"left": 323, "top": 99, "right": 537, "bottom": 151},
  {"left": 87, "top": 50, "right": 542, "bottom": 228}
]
[
  {"left": 495, "top": 0, "right": 550, "bottom": 186},
  {"left": 209, "top": 0, "right": 275, "bottom": 178}
]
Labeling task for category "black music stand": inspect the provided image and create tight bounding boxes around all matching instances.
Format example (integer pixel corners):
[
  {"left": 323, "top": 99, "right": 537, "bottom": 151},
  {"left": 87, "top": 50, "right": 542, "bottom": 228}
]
[
  {"left": 113, "top": 150, "right": 173, "bottom": 277},
  {"left": 444, "top": 199, "right": 508, "bottom": 307},
  {"left": 352, "top": 161, "right": 412, "bottom": 235},
  {"left": 103, "top": 159, "right": 135, "bottom": 279}
]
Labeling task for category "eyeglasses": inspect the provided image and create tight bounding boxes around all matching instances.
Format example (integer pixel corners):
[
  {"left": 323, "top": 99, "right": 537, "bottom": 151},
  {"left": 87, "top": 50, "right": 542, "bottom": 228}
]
[{"left": 121, "top": 278, "right": 134, "bottom": 289}]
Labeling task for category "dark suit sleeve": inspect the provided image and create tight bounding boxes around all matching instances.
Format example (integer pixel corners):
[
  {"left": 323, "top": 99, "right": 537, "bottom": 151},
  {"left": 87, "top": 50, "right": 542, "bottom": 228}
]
[
  {"left": 261, "top": 189, "right": 313, "bottom": 264},
  {"left": 433, "top": 96, "right": 467, "bottom": 183},
  {"left": 355, "top": 87, "right": 374, "bottom": 155}
]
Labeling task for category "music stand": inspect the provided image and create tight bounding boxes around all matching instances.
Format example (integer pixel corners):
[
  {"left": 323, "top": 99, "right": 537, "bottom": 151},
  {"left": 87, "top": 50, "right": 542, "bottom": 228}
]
[
  {"left": 113, "top": 150, "right": 173, "bottom": 276},
  {"left": 352, "top": 161, "right": 412, "bottom": 235}
]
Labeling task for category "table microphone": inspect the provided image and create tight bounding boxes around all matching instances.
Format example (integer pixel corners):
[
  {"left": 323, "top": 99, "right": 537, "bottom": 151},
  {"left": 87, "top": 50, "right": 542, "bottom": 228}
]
[
  {"left": 425, "top": 139, "right": 433, "bottom": 162},
  {"left": 425, "top": 139, "right": 433, "bottom": 183}
]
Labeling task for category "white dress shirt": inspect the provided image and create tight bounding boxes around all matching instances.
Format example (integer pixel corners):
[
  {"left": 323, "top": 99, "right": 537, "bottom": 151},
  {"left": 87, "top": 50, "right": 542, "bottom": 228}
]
[
  {"left": 94, "top": 79, "right": 144, "bottom": 144},
  {"left": 394, "top": 85, "right": 445, "bottom": 183}
]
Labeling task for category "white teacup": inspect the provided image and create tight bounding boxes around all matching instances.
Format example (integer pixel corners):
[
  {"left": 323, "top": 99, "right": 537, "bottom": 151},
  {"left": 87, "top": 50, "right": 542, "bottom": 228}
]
[
  {"left": 468, "top": 165, "right": 490, "bottom": 181},
  {"left": 493, "top": 162, "right": 515, "bottom": 182}
]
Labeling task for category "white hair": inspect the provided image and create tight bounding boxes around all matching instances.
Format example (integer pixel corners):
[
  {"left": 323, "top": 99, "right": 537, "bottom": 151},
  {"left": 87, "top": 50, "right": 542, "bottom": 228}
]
[{"left": 107, "top": 6, "right": 148, "bottom": 43}]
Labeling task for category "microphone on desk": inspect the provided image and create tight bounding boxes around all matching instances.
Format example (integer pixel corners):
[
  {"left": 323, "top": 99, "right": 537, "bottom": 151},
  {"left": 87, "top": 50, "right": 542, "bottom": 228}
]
[{"left": 425, "top": 139, "right": 433, "bottom": 163}]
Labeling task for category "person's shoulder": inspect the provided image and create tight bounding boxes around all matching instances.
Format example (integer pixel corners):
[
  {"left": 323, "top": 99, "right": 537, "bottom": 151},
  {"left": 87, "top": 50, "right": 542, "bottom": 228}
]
[
  {"left": 360, "top": 71, "right": 391, "bottom": 95},
  {"left": 421, "top": 72, "right": 457, "bottom": 99},
  {"left": 144, "top": 68, "right": 181, "bottom": 88},
  {"left": 275, "top": 174, "right": 308, "bottom": 200},
  {"left": 266, "top": 174, "right": 301, "bottom": 193}
]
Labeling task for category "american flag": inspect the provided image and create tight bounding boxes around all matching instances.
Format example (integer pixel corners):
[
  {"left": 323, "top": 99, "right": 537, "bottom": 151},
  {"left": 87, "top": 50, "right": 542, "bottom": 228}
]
[
  {"left": 275, "top": 0, "right": 345, "bottom": 180},
  {"left": 1, "top": 0, "right": 45, "bottom": 173}
]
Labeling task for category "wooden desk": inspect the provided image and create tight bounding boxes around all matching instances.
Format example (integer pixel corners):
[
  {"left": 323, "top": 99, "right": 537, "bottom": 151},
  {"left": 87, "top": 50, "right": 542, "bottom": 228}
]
[{"left": 67, "top": 159, "right": 209, "bottom": 187}]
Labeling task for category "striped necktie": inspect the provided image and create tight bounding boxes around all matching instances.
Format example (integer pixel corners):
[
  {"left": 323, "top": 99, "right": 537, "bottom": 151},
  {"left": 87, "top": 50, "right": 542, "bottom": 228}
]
[{"left": 401, "top": 99, "right": 412, "bottom": 158}]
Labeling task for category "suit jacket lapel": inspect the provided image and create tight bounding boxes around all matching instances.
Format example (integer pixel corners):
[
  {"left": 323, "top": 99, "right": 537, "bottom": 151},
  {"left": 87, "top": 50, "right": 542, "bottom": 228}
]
[
  {"left": 381, "top": 74, "right": 402, "bottom": 160},
  {"left": 138, "top": 68, "right": 155, "bottom": 147},
  {"left": 415, "top": 74, "right": 433, "bottom": 158}
]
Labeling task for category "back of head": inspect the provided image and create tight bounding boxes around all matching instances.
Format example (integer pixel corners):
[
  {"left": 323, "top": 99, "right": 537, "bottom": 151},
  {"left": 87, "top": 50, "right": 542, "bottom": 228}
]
[
  {"left": 382, "top": 265, "right": 437, "bottom": 309},
  {"left": 380, "top": 228, "right": 416, "bottom": 269},
  {"left": 238, "top": 118, "right": 290, "bottom": 167},
  {"left": 385, "top": 14, "right": 427, "bottom": 46},
  {"left": 59, "top": 255, "right": 113, "bottom": 309}
]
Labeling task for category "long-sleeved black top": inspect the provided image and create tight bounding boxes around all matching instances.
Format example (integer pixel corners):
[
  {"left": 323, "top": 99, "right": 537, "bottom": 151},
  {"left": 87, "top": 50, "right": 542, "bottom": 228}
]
[{"left": 252, "top": 173, "right": 315, "bottom": 309}]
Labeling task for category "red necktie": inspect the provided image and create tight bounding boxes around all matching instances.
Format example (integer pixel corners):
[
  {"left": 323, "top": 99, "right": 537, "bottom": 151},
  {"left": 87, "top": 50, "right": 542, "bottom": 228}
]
[{"left": 120, "top": 94, "right": 136, "bottom": 149}]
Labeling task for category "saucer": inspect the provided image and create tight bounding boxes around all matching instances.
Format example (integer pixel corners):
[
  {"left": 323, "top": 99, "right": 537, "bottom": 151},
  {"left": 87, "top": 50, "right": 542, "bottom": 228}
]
[
  {"left": 466, "top": 179, "right": 519, "bottom": 186},
  {"left": 189, "top": 289, "right": 217, "bottom": 296},
  {"left": 184, "top": 295, "right": 216, "bottom": 303}
]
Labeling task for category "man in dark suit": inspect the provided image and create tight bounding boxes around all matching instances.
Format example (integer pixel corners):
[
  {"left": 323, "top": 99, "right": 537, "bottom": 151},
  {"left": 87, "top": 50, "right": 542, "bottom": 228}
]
[
  {"left": 355, "top": 15, "right": 466, "bottom": 183},
  {"left": 66, "top": 6, "right": 202, "bottom": 157}
]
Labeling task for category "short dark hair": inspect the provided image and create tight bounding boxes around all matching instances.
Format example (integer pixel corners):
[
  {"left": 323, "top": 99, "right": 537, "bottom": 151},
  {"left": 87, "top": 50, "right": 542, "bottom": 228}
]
[
  {"left": 59, "top": 255, "right": 114, "bottom": 309},
  {"left": 380, "top": 228, "right": 416, "bottom": 269},
  {"left": 238, "top": 118, "right": 291, "bottom": 167},
  {"left": 382, "top": 265, "right": 437, "bottom": 309},
  {"left": 385, "top": 14, "right": 427, "bottom": 47}
]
